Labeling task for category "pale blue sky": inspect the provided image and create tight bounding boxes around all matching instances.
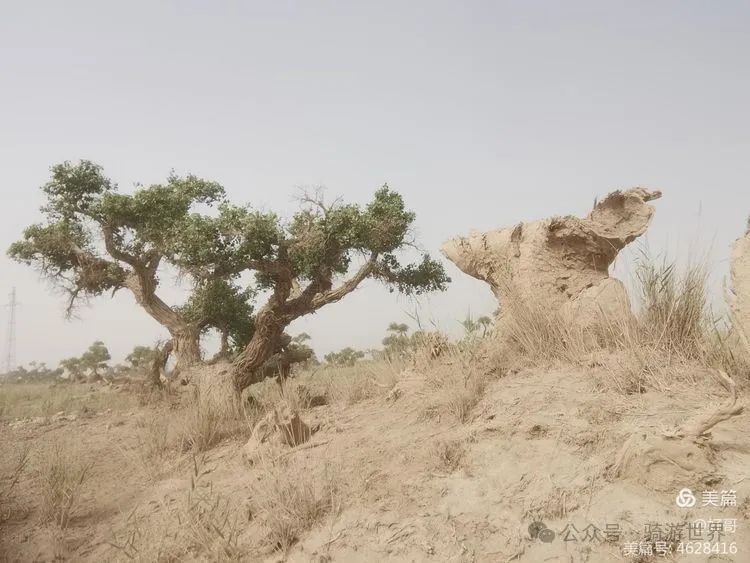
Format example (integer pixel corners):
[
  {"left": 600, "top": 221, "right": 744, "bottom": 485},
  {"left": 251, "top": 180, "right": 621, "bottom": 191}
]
[{"left": 1, "top": 1, "right": 749, "bottom": 367}]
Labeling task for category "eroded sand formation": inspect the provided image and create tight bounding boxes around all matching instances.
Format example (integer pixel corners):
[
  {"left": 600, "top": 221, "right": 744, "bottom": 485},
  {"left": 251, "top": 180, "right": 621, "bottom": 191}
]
[
  {"left": 730, "top": 226, "right": 750, "bottom": 348},
  {"left": 441, "top": 188, "right": 662, "bottom": 326}
]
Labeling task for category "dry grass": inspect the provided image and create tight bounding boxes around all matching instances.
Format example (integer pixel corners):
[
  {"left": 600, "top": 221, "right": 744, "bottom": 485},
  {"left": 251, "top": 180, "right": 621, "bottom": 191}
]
[
  {"left": 421, "top": 343, "right": 490, "bottom": 423},
  {"left": 634, "top": 255, "right": 708, "bottom": 353},
  {"left": 37, "top": 441, "right": 94, "bottom": 528},
  {"left": 136, "top": 413, "right": 171, "bottom": 460},
  {"left": 181, "top": 398, "right": 224, "bottom": 453},
  {"left": 109, "top": 455, "right": 242, "bottom": 561},
  {"left": 431, "top": 439, "right": 466, "bottom": 472},
  {"left": 122, "top": 412, "right": 178, "bottom": 482},
  {"left": 249, "top": 456, "right": 341, "bottom": 553},
  {"left": 313, "top": 360, "right": 400, "bottom": 405},
  {"left": 0, "top": 382, "right": 138, "bottom": 421},
  {"left": 1, "top": 444, "right": 31, "bottom": 523},
  {"left": 179, "top": 388, "right": 259, "bottom": 453},
  {"left": 489, "top": 250, "right": 749, "bottom": 393}
]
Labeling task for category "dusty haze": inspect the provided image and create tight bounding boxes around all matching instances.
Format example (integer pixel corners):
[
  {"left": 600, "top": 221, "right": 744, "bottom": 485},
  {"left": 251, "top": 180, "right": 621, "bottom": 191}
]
[{"left": 1, "top": 1, "right": 749, "bottom": 367}]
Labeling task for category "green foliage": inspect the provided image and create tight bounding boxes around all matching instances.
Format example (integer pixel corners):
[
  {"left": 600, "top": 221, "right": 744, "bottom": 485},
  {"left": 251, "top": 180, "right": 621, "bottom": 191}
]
[
  {"left": 59, "top": 357, "right": 84, "bottom": 380},
  {"left": 292, "top": 332, "right": 311, "bottom": 344},
  {"left": 460, "top": 313, "right": 492, "bottom": 339},
  {"left": 80, "top": 341, "right": 111, "bottom": 376},
  {"left": 12, "top": 163, "right": 448, "bottom": 385},
  {"left": 324, "top": 347, "right": 365, "bottom": 367},
  {"left": 178, "top": 279, "right": 255, "bottom": 352},
  {"left": 381, "top": 322, "right": 412, "bottom": 358},
  {"left": 8, "top": 160, "right": 227, "bottom": 312},
  {"left": 125, "top": 346, "right": 157, "bottom": 370},
  {"left": 56, "top": 341, "right": 111, "bottom": 380},
  {"left": 2, "top": 362, "right": 61, "bottom": 382},
  {"left": 171, "top": 185, "right": 450, "bottom": 299},
  {"left": 289, "top": 333, "right": 318, "bottom": 367}
]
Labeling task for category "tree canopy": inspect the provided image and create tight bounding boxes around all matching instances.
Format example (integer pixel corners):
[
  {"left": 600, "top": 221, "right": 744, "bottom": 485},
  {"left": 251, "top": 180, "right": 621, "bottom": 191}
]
[
  {"left": 178, "top": 279, "right": 255, "bottom": 354},
  {"left": 10, "top": 162, "right": 450, "bottom": 392},
  {"left": 171, "top": 186, "right": 449, "bottom": 308},
  {"left": 8, "top": 161, "right": 225, "bottom": 314},
  {"left": 324, "top": 347, "right": 365, "bottom": 367},
  {"left": 8, "top": 161, "right": 239, "bottom": 371}
]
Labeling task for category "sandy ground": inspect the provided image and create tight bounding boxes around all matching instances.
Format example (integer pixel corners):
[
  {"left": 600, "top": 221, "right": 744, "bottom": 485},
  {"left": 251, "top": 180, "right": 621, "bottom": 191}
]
[{"left": 1, "top": 364, "right": 748, "bottom": 562}]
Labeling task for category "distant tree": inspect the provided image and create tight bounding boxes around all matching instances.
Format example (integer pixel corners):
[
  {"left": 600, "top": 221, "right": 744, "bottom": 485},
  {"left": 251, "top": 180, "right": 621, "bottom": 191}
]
[
  {"left": 7, "top": 161, "right": 230, "bottom": 373},
  {"left": 324, "top": 347, "right": 365, "bottom": 367},
  {"left": 125, "top": 345, "right": 157, "bottom": 371},
  {"left": 8, "top": 361, "right": 60, "bottom": 382},
  {"left": 460, "top": 312, "right": 493, "bottom": 339},
  {"left": 292, "top": 332, "right": 312, "bottom": 344},
  {"left": 382, "top": 321, "right": 411, "bottom": 359},
  {"left": 289, "top": 333, "right": 318, "bottom": 368},
  {"left": 80, "top": 341, "right": 111, "bottom": 380},
  {"left": 59, "top": 357, "right": 85, "bottom": 382}
]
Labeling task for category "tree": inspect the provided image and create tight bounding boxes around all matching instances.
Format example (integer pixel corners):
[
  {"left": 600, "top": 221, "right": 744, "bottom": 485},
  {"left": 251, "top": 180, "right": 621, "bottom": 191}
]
[
  {"left": 172, "top": 186, "right": 450, "bottom": 393},
  {"left": 289, "top": 333, "right": 318, "bottom": 368},
  {"left": 80, "top": 341, "right": 111, "bottom": 380},
  {"left": 460, "top": 313, "right": 492, "bottom": 339},
  {"left": 382, "top": 322, "right": 411, "bottom": 358},
  {"left": 7, "top": 362, "right": 60, "bottom": 382},
  {"left": 59, "top": 357, "right": 85, "bottom": 382},
  {"left": 125, "top": 345, "right": 157, "bottom": 371},
  {"left": 8, "top": 161, "right": 229, "bottom": 372},
  {"left": 178, "top": 279, "right": 255, "bottom": 358},
  {"left": 324, "top": 347, "right": 365, "bottom": 367}
]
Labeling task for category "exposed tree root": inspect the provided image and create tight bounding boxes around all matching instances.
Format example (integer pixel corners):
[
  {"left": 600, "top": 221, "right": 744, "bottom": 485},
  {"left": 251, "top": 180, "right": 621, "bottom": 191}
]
[{"left": 610, "top": 369, "right": 744, "bottom": 490}]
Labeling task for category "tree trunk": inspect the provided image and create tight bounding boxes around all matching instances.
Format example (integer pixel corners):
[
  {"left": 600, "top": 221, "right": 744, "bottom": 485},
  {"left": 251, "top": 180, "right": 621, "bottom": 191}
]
[
  {"left": 123, "top": 270, "right": 202, "bottom": 375},
  {"left": 149, "top": 340, "right": 173, "bottom": 388},
  {"left": 219, "top": 330, "right": 230, "bottom": 357},
  {"left": 172, "top": 328, "right": 202, "bottom": 375},
  {"left": 233, "top": 308, "right": 286, "bottom": 393}
]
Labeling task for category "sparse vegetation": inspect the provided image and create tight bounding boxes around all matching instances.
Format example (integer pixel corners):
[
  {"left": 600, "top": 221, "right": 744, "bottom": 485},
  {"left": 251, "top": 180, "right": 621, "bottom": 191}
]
[
  {"left": 0, "top": 445, "right": 31, "bottom": 523},
  {"left": 3, "top": 166, "right": 749, "bottom": 563},
  {"left": 431, "top": 439, "right": 466, "bottom": 473},
  {"left": 37, "top": 441, "right": 93, "bottom": 528},
  {"left": 249, "top": 458, "right": 341, "bottom": 552},
  {"left": 109, "top": 455, "right": 243, "bottom": 561},
  {"left": 180, "top": 393, "right": 229, "bottom": 453},
  {"left": 0, "top": 382, "right": 138, "bottom": 420},
  {"left": 323, "top": 347, "right": 366, "bottom": 367}
]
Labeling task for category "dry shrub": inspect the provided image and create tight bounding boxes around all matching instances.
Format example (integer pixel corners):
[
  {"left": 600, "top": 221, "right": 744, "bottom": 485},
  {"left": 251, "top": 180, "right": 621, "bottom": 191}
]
[
  {"left": 431, "top": 439, "right": 466, "bottom": 472},
  {"left": 421, "top": 345, "right": 490, "bottom": 423},
  {"left": 500, "top": 297, "right": 600, "bottom": 367},
  {"left": 490, "top": 250, "right": 744, "bottom": 393},
  {"left": 180, "top": 393, "right": 227, "bottom": 453},
  {"left": 706, "top": 325, "right": 750, "bottom": 381},
  {"left": 136, "top": 413, "right": 171, "bottom": 461},
  {"left": 1, "top": 444, "right": 31, "bottom": 523},
  {"left": 38, "top": 441, "right": 93, "bottom": 528},
  {"left": 633, "top": 252, "right": 710, "bottom": 357},
  {"left": 109, "top": 455, "right": 242, "bottom": 561},
  {"left": 121, "top": 412, "right": 178, "bottom": 482},
  {"left": 249, "top": 378, "right": 312, "bottom": 414},
  {"left": 322, "top": 361, "right": 399, "bottom": 405},
  {"left": 249, "top": 457, "right": 341, "bottom": 552}
]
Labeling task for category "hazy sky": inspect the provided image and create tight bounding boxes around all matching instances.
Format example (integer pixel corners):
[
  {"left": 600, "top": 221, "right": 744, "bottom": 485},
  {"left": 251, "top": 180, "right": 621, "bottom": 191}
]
[{"left": 1, "top": 1, "right": 749, "bottom": 368}]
